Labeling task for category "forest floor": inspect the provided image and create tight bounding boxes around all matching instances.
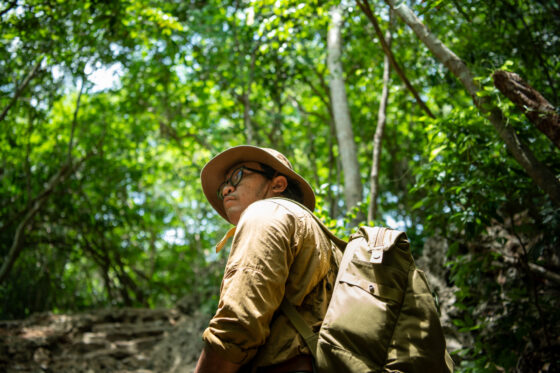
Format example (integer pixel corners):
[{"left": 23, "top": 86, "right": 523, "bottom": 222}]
[{"left": 0, "top": 307, "right": 208, "bottom": 373}]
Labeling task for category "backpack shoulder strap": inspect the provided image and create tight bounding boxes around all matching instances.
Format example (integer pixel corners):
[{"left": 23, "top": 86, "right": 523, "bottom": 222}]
[
  {"left": 280, "top": 298, "right": 318, "bottom": 359},
  {"left": 272, "top": 198, "right": 346, "bottom": 358},
  {"left": 270, "top": 197, "right": 347, "bottom": 250}
]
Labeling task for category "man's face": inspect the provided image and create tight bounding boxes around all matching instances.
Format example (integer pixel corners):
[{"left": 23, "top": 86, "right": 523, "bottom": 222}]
[{"left": 220, "top": 162, "right": 273, "bottom": 225}]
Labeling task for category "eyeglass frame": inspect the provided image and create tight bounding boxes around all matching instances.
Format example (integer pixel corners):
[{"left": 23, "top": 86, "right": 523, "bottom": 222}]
[{"left": 217, "top": 165, "right": 274, "bottom": 200}]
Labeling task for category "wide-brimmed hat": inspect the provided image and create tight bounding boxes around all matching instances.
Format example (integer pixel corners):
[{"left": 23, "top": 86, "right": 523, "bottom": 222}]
[{"left": 201, "top": 145, "right": 316, "bottom": 223}]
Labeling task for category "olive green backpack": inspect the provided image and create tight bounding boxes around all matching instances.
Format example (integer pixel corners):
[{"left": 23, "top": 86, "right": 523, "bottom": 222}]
[{"left": 281, "top": 211, "right": 454, "bottom": 372}]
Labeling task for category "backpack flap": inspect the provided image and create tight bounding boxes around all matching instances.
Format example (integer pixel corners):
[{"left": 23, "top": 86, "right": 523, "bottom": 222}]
[{"left": 350, "top": 226, "right": 412, "bottom": 272}]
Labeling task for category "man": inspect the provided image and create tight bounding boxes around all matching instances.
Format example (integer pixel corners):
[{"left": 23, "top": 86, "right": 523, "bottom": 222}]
[{"left": 195, "top": 145, "right": 341, "bottom": 373}]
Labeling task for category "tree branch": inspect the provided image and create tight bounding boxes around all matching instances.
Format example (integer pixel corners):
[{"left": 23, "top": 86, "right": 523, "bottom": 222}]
[
  {"left": 384, "top": 0, "right": 560, "bottom": 207},
  {"left": 68, "top": 77, "right": 85, "bottom": 162},
  {"left": 0, "top": 154, "right": 92, "bottom": 284},
  {"left": 493, "top": 256, "right": 560, "bottom": 286},
  {"left": 299, "top": 43, "right": 333, "bottom": 111},
  {"left": 357, "top": 0, "right": 435, "bottom": 118},
  {"left": 0, "top": 0, "right": 18, "bottom": 18},
  {"left": 493, "top": 70, "right": 559, "bottom": 149},
  {"left": 0, "top": 57, "right": 43, "bottom": 123},
  {"left": 25, "top": 117, "right": 34, "bottom": 207},
  {"left": 289, "top": 94, "right": 331, "bottom": 126}
]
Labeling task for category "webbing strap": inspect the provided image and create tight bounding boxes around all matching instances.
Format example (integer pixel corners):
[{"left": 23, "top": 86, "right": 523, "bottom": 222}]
[
  {"left": 374, "top": 226, "right": 386, "bottom": 247},
  {"left": 273, "top": 198, "right": 345, "bottom": 358},
  {"left": 280, "top": 299, "right": 318, "bottom": 358},
  {"left": 272, "top": 198, "right": 347, "bottom": 249},
  {"left": 370, "top": 227, "right": 387, "bottom": 263}
]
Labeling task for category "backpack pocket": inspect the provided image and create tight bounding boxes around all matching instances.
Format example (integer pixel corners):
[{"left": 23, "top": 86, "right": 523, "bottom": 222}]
[
  {"left": 318, "top": 256, "right": 407, "bottom": 369},
  {"left": 342, "top": 257, "right": 407, "bottom": 302}
]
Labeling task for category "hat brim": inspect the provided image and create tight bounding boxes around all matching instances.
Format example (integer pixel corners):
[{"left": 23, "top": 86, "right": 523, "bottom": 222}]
[{"left": 201, "top": 145, "right": 316, "bottom": 223}]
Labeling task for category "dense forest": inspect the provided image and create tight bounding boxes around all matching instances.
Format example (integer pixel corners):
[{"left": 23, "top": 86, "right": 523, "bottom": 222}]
[{"left": 1, "top": 0, "right": 559, "bottom": 371}]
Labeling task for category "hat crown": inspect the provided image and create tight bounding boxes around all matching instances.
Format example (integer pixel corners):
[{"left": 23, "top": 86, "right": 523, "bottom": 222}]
[{"left": 262, "top": 148, "right": 293, "bottom": 170}]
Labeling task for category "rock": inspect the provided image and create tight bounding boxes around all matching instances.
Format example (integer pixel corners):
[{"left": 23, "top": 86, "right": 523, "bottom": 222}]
[{"left": 0, "top": 308, "right": 209, "bottom": 373}]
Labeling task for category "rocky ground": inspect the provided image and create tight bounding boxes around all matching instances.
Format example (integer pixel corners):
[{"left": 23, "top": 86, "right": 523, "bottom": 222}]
[{"left": 0, "top": 307, "right": 209, "bottom": 373}]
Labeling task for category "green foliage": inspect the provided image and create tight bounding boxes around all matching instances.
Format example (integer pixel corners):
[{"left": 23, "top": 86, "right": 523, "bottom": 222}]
[{"left": 410, "top": 89, "right": 560, "bottom": 368}]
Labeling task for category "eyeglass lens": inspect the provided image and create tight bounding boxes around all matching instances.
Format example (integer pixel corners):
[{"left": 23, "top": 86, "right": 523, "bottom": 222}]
[{"left": 218, "top": 167, "right": 244, "bottom": 199}]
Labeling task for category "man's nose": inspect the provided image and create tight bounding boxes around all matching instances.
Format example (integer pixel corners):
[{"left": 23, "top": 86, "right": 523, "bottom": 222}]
[{"left": 222, "top": 183, "right": 235, "bottom": 198}]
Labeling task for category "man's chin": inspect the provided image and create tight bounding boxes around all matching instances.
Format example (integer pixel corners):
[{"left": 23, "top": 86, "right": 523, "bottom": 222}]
[{"left": 225, "top": 208, "right": 241, "bottom": 225}]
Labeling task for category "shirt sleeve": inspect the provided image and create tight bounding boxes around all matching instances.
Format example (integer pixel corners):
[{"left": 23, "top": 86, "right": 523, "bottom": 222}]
[{"left": 202, "top": 200, "right": 303, "bottom": 364}]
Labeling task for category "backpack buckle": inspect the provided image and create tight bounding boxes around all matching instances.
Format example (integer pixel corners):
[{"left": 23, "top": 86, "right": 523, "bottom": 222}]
[{"left": 370, "top": 247, "right": 384, "bottom": 263}]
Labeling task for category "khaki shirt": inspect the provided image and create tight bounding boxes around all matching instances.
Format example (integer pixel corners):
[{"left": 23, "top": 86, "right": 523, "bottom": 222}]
[{"left": 202, "top": 198, "right": 340, "bottom": 371}]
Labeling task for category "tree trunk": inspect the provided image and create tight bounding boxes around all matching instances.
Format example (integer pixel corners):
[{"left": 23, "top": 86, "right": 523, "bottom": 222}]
[
  {"left": 385, "top": 0, "right": 560, "bottom": 207},
  {"left": 328, "top": 5, "right": 363, "bottom": 215},
  {"left": 368, "top": 22, "right": 392, "bottom": 223},
  {"left": 492, "top": 70, "right": 560, "bottom": 149}
]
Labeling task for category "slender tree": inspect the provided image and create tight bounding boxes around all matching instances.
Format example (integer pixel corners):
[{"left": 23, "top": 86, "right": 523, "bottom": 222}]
[
  {"left": 368, "top": 14, "right": 392, "bottom": 223},
  {"left": 327, "top": 5, "right": 363, "bottom": 214}
]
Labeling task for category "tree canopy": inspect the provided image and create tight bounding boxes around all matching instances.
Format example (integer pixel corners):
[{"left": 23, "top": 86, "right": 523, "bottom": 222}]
[{"left": 1, "top": 0, "right": 559, "bottom": 371}]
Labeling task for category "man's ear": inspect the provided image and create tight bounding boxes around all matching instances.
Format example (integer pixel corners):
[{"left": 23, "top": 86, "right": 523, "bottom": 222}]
[{"left": 270, "top": 175, "right": 288, "bottom": 195}]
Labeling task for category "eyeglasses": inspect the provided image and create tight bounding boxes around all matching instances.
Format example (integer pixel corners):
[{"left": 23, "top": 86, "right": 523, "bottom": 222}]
[{"left": 217, "top": 166, "right": 270, "bottom": 200}]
